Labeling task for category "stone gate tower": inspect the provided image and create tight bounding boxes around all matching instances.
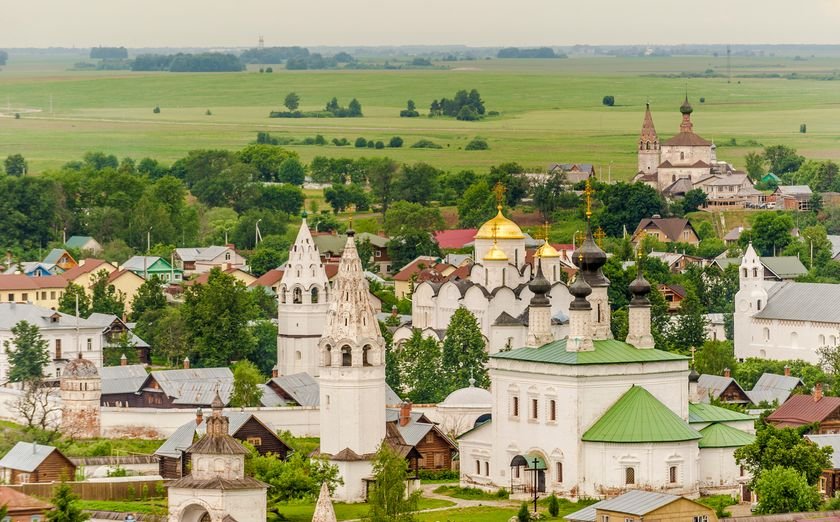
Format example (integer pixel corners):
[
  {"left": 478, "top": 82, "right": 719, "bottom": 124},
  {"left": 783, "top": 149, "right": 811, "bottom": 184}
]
[
  {"left": 277, "top": 215, "right": 330, "bottom": 377},
  {"left": 60, "top": 353, "right": 101, "bottom": 439},
  {"left": 318, "top": 227, "right": 386, "bottom": 502}
]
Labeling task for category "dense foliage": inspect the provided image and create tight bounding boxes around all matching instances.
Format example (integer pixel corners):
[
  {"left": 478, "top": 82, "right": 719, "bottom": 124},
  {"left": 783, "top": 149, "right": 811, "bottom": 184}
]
[
  {"left": 132, "top": 53, "right": 244, "bottom": 72},
  {"left": 3, "top": 321, "right": 50, "bottom": 382},
  {"left": 498, "top": 47, "right": 563, "bottom": 58}
]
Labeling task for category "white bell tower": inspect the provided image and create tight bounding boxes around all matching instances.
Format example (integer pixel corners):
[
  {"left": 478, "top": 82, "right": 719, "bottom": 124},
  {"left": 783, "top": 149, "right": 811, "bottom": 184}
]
[
  {"left": 277, "top": 216, "right": 330, "bottom": 377},
  {"left": 318, "top": 228, "right": 386, "bottom": 502},
  {"left": 734, "top": 243, "right": 767, "bottom": 357}
]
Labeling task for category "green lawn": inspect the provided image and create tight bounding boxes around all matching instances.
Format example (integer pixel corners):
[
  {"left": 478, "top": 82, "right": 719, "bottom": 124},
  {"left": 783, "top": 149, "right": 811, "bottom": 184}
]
[
  {"left": 415, "top": 506, "right": 519, "bottom": 521},
  {"left": 3, "top": 52, "right": 840, "bottom": 175},
  {"left": 432, "top": 485, "right": 509, "bottom": 501},
  {"left": 77, "top": 498, "right": 167, "bottom": 515},
  {"left": 274, "top": 496, "right": 455, "bottom": 522}
]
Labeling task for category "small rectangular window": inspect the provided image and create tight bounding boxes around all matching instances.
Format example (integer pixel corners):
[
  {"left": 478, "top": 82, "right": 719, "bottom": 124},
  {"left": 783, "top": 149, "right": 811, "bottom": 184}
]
[
  {"left": 21, "top": 293, "right": 28, "bottom": 301},
  {"left": 7, "top": 293, "right": 13, "bottom": 301},
  {"left": 484, "top": 461, "right": 490, "bottom": 476},
  {"left": 55, "top": 339, "right": 62, "bottom": 359},
  {"left": 669, "top": 465, "right": 677, "bottom": 484},
  {"left": 531, "top": 399, "right": 538, "bottom": 420},
  {"left": 50, "top": 291, "right": 56, "bottom": 299},
  {"left": 87, "top": 338, "right": 92, "bottom": 351},
  {"left": 475, "top": 460, "right": 481, "bottom": 474},
  {"left": 512, "top": 396, "right": 519, "bottom": 417},
  {"left": 625, "top": 467, "right": 635, "bottom": 485},
  {"left": 549, "top": 400, "right": 557, "bottom": 421},
  {"left": 246, "top": 436, "right": 262, "bottom": 446},
  {"left": 556, "top": 462, "right": 563, "bottom": 483}
]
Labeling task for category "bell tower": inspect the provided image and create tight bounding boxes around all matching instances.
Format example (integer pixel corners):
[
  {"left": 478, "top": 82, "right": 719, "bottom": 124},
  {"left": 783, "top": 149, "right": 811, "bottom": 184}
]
[
  {"left": 318, "top": 227, "right": 386, "bottom": 502},
  {"left": 277, "top": 215, "right": 330, "bottom": 377},
  {"left": 734, "top": 243, "right": 767, "bottom": 354},
  {"left": 637, "top": 103, "right": 660, "bottom": 176}
]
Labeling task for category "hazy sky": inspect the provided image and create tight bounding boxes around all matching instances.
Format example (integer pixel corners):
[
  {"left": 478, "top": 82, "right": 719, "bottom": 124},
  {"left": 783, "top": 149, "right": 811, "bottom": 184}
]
[{"left": 4, "top": 0, "right": 840, "bottom": 48}]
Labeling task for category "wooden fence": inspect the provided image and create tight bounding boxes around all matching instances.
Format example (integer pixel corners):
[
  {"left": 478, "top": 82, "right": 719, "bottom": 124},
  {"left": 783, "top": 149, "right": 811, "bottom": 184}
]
[{"left": 5, "top": 478, "right": 169, "bottom": 501}]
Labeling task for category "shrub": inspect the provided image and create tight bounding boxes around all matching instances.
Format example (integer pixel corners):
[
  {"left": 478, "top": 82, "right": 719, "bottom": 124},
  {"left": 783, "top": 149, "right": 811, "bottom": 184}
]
[
  {"left": 700, "top": 97, "right": 706, "bottom": 103},
  {"left": 265, "top": 66, "right": 273, "bottom": 73},
  {"left": 602, "top": 95, "right": 615, "bottom": 106},
  {"left": 259, "top": 68, "right": 264, "bottom": 73},
  {"left": 314, "top": 134, "right": 327, "bottom": 145},
  {"left": 14, "top": 112, "right": 20, "bottom": 119},
  {"left": 411, "top": 139, "right": 443, "bottom": 149},
  {"left": 332, "top": 137, "right": 350, "bottom": 146},
  {"left": 205, "top": 109, "right": 212, "bottom": 116},
  {"left": 518, "top": 502, "right": 530, "bottom": 522},
  {"left": 465, "top": 138, "right": 489, "bottom": 150},
  {"left": 367, "top": 140, "right": 375, "bottom": 148},
  {"left": 800, "top": 123, "right": 807, "bottom": 133},
  {"left": 354, "top": 137, "right": 367, "bottom": 148},
  {"left": 375, "top": 141, "right": 385, "bottom": 149},
  {"left": 487, "top": 110, "right": 500, "bottom": 116},
  {"left": 389, "top": 136, "right": 404, "bottom": 148},
  {"left": 153, "top": 105, "right": 161, "bottom": 113},
  {"left": 417, "top": 469, "right": 459, "bottom": 481},
  {"left": 548, "top": 493, "right": 560, "bottom": 516},
  {"left": 301, "top": 137, "right": 316, "bottom": 145},
  {"left": 456, "top": 105, "right": 480, "bottom": 121}
]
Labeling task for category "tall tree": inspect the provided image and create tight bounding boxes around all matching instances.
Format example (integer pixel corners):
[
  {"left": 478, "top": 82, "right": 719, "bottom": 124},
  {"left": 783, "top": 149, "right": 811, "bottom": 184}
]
[
  {"left": 735, "top": 423, "right": 832, "bottom": 487},
  {"left": 763, "top": 145, "right": 804, "bottom": 175},
  {"left": 442, "top": 308, "right": 488, "bottom": 391},
  {"left": 365, "top": 442, "right": 420, "bottom": 522},
  {"left": 597, "top": 182, "right": 666, "bottom": 237},
  {"left": 4, "top": 321, "right": 50, "bottom": 382},
  {"left": 383, "top": 201, "right": 444, "bottom": 236},
  {"left": 399, "top": 329, "right": 445, "bottom": 404},
  {"left": 739, "top": 212, "right": 795, "bottom": 256},
  {"left": 744, "top": 151, "right": 766, "bottom": 181},
  {"left": 57, "top": 282, "right": 91, "bottom": 318},
  {"left": 387, "top": 231, "right": 441, "bottom": 273},
  {"left": 457, "top": 180, "right": 496, "bottom": 228},
  {"left": 129, "top": 275, "right": 166, "bottom": 321},
  {"left": 531, "top": 171, "right": 568, "bottom": 220},
  {"left": 89, "top": 269, "right": 126, "bottom": 317},
  {"left": 753, "top": 466, "right": 821, "bottom": 515},
  {"left": 4, "top": 154, "right": 27, "bottom": 176},
  {"left": 284, "top": 92, "right": 300, "bottom": 111},
  {"left": 694, "top": 340, "right": 736, "bottom": 377},
  {"left": 230, "top": 360, "right": 264, "bottom": 407},
  {"left": 182, "top": 268, "right": 260, "bottom": 366},
  {"left": 365, "top": 158, "right": 401, "bottom": 215},
  {"left": 668, "top": 288, "right": 707, "bottom": 353},
  {"left": 46, "top": 482, "right": 90, "bottom": 522}
]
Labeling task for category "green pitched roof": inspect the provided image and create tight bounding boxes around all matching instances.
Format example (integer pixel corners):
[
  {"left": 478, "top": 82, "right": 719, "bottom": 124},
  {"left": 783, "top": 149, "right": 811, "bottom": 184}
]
[
  {"left": 491, "top": 338, "right": 688, "bottom": 366},
  {"left": 65, "top": 236, "right": 94, "bottom": 249},
  {"left": 698, "top": 423, "right": 755, "bottom": 448},
  {"left": 582, "top": 386, "right": 701, "bottom": 443},
  {"left": 688, "top": 403, "right": 756, "bottom": 424}
]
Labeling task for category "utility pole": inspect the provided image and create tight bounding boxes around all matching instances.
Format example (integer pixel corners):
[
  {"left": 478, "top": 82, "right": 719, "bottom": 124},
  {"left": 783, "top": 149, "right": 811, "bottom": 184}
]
[
  {"left": 255, "top": 219, "right": 263, "bottom": 247},
  {"left": 727, "top": 45, "right": 731, "bottom": 84}
]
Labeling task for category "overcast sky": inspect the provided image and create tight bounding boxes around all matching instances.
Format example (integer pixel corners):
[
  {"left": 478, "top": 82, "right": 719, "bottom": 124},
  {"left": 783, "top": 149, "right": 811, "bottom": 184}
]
[{"left": 4, "top": 0, "right": 840, "bottom": 48}]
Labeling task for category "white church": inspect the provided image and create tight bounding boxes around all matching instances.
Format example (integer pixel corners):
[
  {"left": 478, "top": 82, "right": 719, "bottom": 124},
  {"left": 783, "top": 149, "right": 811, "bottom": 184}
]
[
  {"left": 734, "top": 243, "right": 840, "bottom": 364},
  {"left": 394, "top": 201, "right": 574, "bottom": 353},
  {"left": 458, "top": 224, "right": 755, "bottom": 498}
]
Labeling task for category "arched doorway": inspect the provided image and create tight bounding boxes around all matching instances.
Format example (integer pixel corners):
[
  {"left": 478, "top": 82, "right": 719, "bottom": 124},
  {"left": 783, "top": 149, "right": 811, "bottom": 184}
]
[
  {"left": 510, "top": 453, "right": 546, "bottom": 494},
  {"left": 179, "top": 503, "right": 212, "bottom": 522}
]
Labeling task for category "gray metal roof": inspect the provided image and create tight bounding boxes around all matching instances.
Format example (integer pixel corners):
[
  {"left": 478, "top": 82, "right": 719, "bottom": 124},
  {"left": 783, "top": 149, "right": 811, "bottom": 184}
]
[
  {"left": 258, "top": 384, "right": 288, "bottom": 407},
  {"left": 697, "top": 374, "right": 744, "bottom": 402},
  {"left": 150, "top": 368, "right": 234, "bottom": 406},
  {"left": 0, "top": 302, "right": 101, "bottom": 330},
  {"left": 0, "top": 442, "right": 59, "bottom": 472},
  {"left": 85, "top": 314, "right": 150, "bottom": 349},
  {"left": 122, "top": 256, "right": 165, "bottom": 271},
  {"left": 805, "top": 434, "right": 840, "bottom": 469},
  {"left": 265, "top": 373, "right": 402, "bottom": 407},
  {"left": 760, "top": 257, "right": 807, "bottom": 279},
  {"left": 100, "top": 364, "right": 149, "bottom": 395},
  {"left": 777, "top": 185, "right": 813, "bottom": 196},
  {"left": 155, "top": 411, "right": 256, "bottom": 458},
  {"left": 746, "top": 372, "right": 804, "bottom": 405},
  {"left": 754, "top": 282, "right": 840, "bottom": 323},
  {"left": 565, "top": 490, "right": 680, "bottom": 522},
  {"left": 385, "top": 410, "right": 436, "bottom": 446}
]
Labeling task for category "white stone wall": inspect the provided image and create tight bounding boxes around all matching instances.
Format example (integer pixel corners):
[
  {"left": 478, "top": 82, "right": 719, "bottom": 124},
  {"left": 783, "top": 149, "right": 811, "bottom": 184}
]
[
  {"left": 698, "top": 447, "right": 746, "bottom": 489},
  {"left": 168, "top": 487, "right": 266, "bottom": 522},
  {"left": 320, "top": 365, "right": 386, "bottom": 456}
]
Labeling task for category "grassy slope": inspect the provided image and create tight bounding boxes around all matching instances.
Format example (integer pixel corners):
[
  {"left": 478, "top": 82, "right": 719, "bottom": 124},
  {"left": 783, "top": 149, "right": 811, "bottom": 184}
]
[{"left": 2, "top": 54, "right": 840, "bottom": 174}]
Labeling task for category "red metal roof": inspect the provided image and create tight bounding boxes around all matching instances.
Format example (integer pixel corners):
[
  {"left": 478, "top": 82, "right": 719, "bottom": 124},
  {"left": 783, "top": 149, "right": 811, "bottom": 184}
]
[
  {"left": 59, "top": 258, "right": 112, "bottom": 281},
  {"left": 0, "top": 274, "right": 68, "bottom": 290},
  {"left": 434, "top": 229, "right": 478, "bottom": 249},
  {"left": 766, "top": 394, "right": 840, "bottom": 426}
]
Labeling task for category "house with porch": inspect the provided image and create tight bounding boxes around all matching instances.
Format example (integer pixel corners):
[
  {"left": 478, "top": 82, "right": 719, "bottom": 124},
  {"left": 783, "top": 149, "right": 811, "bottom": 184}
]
[
  {"left": 174, "top": 245, "right": 247, "bottom": 276},
  {"left": 122, "top": 256, "right": 183, "bottom": 282}
]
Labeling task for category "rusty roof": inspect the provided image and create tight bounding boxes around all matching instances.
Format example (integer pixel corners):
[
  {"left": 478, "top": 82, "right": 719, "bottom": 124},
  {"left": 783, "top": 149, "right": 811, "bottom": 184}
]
[
  {"left": 766, "top": 394, "right": 840, "bottom": 426},
  {"left": 662, "top": 131, "right": 712, "bottom": 147}
]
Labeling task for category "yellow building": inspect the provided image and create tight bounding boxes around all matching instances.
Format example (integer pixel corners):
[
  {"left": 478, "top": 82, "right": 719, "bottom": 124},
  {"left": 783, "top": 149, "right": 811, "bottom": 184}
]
[
  {"left": 0, "top": 274, "right": 67, "bottom": 309},
  {"left": 60, "top": 259, "right": 145, "bottom": 314},
  {"left": 566, "top": 490, "right": 716, "bottom": 522}
]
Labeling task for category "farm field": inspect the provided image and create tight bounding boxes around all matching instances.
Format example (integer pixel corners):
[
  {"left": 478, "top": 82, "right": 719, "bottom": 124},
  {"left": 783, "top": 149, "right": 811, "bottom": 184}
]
[{"left": 2, "top": 52, "right": 840, "bottom": 175}]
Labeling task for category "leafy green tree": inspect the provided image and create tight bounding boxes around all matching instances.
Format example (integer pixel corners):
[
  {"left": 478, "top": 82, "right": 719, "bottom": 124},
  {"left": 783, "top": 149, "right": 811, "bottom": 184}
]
[
  {"left": 238, "top": 144, "right": 297, "bottom": 182},
  {"left": 364, "top": 158, "right": 401, "bottom": 215},
  {"left": 4, "top": 321, "right": 50, "bottom": 382},
  {"left": 739, "top": 212, "right": 795, "bottom": 256},
  {"left": 753, "top": 466, "right": 821, "bottom": 514},
  {"left": 89, "top": 269, "right": 126, "bottom": 317},
  {"left": 517, "top": 502, "right": 530, "bottom": 522},
  {"left": 278, "top": 158, "right": 306, "bottom": 185},
  {"left": 380, "top": 322, "right": 402, "bottom": 395},
  {"left": 695, "top": 340, "right": 736, "bottom": 377},
  {"left": 249, "top": 450, "right": 342, "bottom": 503},
  {"left": 58, "top": 282, "right": 92, "bottom": 317},
  {"left": 734, "top": 358, "right": 830, "bottom": 391},
  {"left": 783, "top": 225, "right": 832, "bottom": 270},
  {"left": 395, "top": 163, "right": 441, "bottom": 205},
  {"left": 668, "top": 289, "right": 707, "bottom": 353},
  {"left": 735, "top": 423, "right": 832, "bottom": 487},
  {"left": 389, "top": 136, "right": 404, "bottom": 148},
  {"left": 365, "top": 441, "right": 420, "bottom": 522},
  {"left": 531, "top": 171, "right": 568, "bottom": 220},
  {"left": 249, "top": 235, "right": 290, "bottom": 276},
  {"left": 182, "top": 268, "right": 260, "bottom": 366},
  {"left": 232, "top": 208, "right": 288, "bottom": 250},
  {"left": 764, "top": 145, "right": 804, "bottom": 175},
  {"left": 135, "top": 306, "right": 187, "bottom": 366},
  {"left": 442, "top": 308, "right": 488, "bottom": 392},
  {"left": 384, "top": 201, "right": 444, "bottom": 236},
  {"left": 487, "top": 163, "right": 528, "bottom": 207},
  {"left": 399, "top": 329, "right": 445, "bottom": 404},
  {"left": 457, "top": 180, "right": 496, "bottom": 228},
  {"left": 103, "top": 333, "right": 140, "bottom": 366},
  {"left": 129, "top": 276, "right": 166, "bottom": 321},
  {"left": 46, "top": 482, "right": 90, "bottom": 522},
  {"left": 744, "top": 151, "right": 766, "bottom": 180},
  {"left": 348, "top": 98, "right": 363, "bottom": 117},
  {"left": 284, "top": 92, "right": 300, "bottom": 111},
  {"left": 324, "top": 183, "right": 369, "bottom": 213},
  {"left": 4, "top": 154, "right": 27, "bottom": 176},
  {"left": 681, "top": 189, "right": 708, "bottom": 213},
  {"left": 597, "top": 182, "right": 666, "bottom": 237},
  {"left": 387, "top": 231, "right": 442, "bottom": 273},
  {"left": 250, "top": 319, "right": 279, "bottom": 375},
  {"left": 230, "top": 360, "right": 264, "bottom": 407}
]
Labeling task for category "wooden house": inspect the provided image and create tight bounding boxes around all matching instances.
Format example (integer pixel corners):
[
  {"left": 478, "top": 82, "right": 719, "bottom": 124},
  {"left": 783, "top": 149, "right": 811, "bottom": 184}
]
[
  {"left": 766, "top": 385, "right": 840, "bottom": 432},
  {"left": 658, "top": 283, "right": 687, "bottom": 313},
  {"left": 0, "top": 486, "right": 54, "bottom": 521},
  {"left": 43, "top": 248, "right": 78, "bottom": 272},
  {"left": 388, "top": 403, "right": 457, "bottom": 471},
  {"left": 806, "top": 434, "right": 840, "bottom": 498},
  {"left": 633, "top": 217, "right": 700, "bottom": 246},
  {"left": 65, "top": 235, "right": 103, "bottom": 255},
  {"left": 567, "top": 490, "right": 717, "bottom": 522},
  {"left": 0, "top": 443, "right": 76, "bottom": 484},
  {"left": 696, "top": 372, "right": 751, "bottom": 405},
  {"left": 155, "top": 410, "right": 290, "bottom": 478}
]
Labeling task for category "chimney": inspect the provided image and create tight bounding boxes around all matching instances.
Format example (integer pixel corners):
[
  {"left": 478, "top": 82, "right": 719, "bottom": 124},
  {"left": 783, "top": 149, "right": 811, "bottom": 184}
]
[
  {"left": 271, "top": 365, "right": 279, "bottom": 378},
  {"left": 183, "top": 357, "right": 190, "bottom": 369},
  {"left": 196, "top": 407, "right": 204, "bottom": 425},
  {"left": 399, "top": 401, "right": 412, "bottom": 427},
  {"left": 815, "top": 383, "right": 824, "bottom": 402},
  {"left": 723, "top": 368, "right": 731, "bottom": 378},
  {"left": 784, "top": 365, "right": 791, "bottom": 377},
  {"left": 120, "top": 354, "right": 127, "bottom": 366}
]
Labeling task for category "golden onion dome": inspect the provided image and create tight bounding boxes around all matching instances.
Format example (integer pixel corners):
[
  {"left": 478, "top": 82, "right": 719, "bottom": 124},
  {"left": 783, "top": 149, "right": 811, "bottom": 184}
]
[
  {"left": 535, "top": 241, "right": 560, "bottom": 258},
  {"left": 483, "top": 244, "right": 509, "bottom": 262},
  {"left": 475, "top": 208, "right": 525, "bottom": 240}
]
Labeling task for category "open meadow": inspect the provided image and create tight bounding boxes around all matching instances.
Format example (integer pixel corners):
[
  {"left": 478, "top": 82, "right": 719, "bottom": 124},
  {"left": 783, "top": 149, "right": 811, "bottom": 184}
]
[{"left": 2, "top": 51, "right": 840, "bottom": 176}]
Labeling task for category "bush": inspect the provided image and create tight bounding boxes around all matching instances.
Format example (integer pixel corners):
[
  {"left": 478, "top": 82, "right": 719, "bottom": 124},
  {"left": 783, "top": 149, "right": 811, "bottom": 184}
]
[
  {"left": 375, "top": 141, "right": 385, "bottom": 149},
  {"left": 700, "top": 97, "right": 706, "bottom": 103},
  {"left": 315, "top": 134, "right": 327, "bottom": 145},
  {"left": 389, "top": 136, "right": 404, "bottom": 148},
  {"left": 354, "top": 137, "right": 367, "bottom": 148},
  {"left": 153, "top": 105, "right": 161, "bottom": 113},
  {"left": 456, "top": 105, "right": 480, "bottom": 121},
  {"left": 265, "top": 66, "right": 273, "bottom": 73},
  {"left": 800, "top": 123, "right": 807, "bottom": 133},
  {"left": 487, "top": 110, "right": 500, "bottom": 116},
  {"left": 332, "top": 137, "right": 350, "bottom": 146},
  {"left": 518, "top": 502, "right": 530, "bottom": 522},
  {"left": 602, "top": 96, "right": 615, "bottom": 106},
  {"left": 465, "top": 138, "right": 489, "bottom": 150},
  {"left": 367, "top": 140, "right": 375, "bottom": 148},
  {"left": 411, "top": 139, "right": 443, "bottom": 149},
  {"left": 548, "top": 493, "right": 560, "bottom": 517},
  {"left": 417, "top": 469, "right": 459, "bottom": 481}
]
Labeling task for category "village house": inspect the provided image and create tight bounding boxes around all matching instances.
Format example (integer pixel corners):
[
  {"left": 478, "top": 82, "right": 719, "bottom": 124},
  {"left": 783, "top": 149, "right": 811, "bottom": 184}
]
[
  {"left": 0, "top": 486, "right": 54, "bottom": 521},
  {"left": 122, "top": 255, "right": 183, "bottom": 282},
  {"left": 155, "top": 410, "right": 291, "bottom": 479},
  {"left": 433, "top": 229, "right": 478, "bottom": 250},
  {"left": 772, "top": 185, "right": 813, "bottom": 211},
  {"left": 85, "top": 313, "right": 151, "bottom": 364},
  {"left": 173, "top": 245, "right": 247, "bottom": 276},
  {"left": 765, "top": 387, "right": 840, "bottom": 432},
  {"left": 0, "top": 443, "right": 76, "bottom": 484},
  {"left": 0, "top": 274, "right": 67, "bottom": 309},
  {"left": 185, "top": 266, "right": 257, "bottom": 287},
  {"left": 713, "top": 254, "right": 807, "bottom": 281},
  {"left": 100, "top": 363, "right": 150, "bottom": 407},
  {"left": 393, "top": 256, "right": 461, "bottom": 300},
  {"left": 42, "top": 248, "right": 77, "bottom": 272},
  {"left": 387, "top": 402, "right": 457, "bottom": 472},
  {"left": 696, "top": 371, "right": 751, "bottom": 405},
  {"left": 547, "top": 163, "right": 596, "bottom": 184},
  {"left": 60, "top": 259, "right": 146, "bottom": 312},
  {"left": 65, "top": 235, "right": 103, "bottom": 255},
  {"left": 0, "top": 303, "right": 104, "bottom": 379},
  {"left": 2, "top": 261, "right": 59, "bottom": 277},
  {"left": 633, "top": 217, "right": 700, "bottom": 246},
  {"left": 745, "top": 370, "right": 804, "bottom": 405},
  {"left": 313, "top": 232, "right": 392, "bottom": 275},
  {"left": 566, "top": 489, "right": 718, "bottom": 522},
  {"left": 658, "top": 283, "right": 687, "bottom": 312},
  {"left": 805, "top": 434, "right": 840, "bottom": 498},
  {"left": 99, "top": 365, "right": 234, "bottom": 408}
]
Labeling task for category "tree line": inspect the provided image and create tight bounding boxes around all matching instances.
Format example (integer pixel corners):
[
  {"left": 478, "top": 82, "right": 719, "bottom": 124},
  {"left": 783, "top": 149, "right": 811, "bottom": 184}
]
[
  {"left": 131, "top": 52, "right": 245, "bottom": 72},
  {"left": 497, "top": 47, "right": 566, "bottom": 59}
]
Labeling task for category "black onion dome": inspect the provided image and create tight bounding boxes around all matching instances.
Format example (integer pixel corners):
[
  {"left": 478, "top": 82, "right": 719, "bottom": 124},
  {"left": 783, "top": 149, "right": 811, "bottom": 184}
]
[
  {"left": 629, "top": 266, "right": 652, "bottom": 305},
  {"left": 680, "top": 96, "right": 693, "bottom": 115},
  {"left": 689, "top": 368, "right": 701, "bottom": 383},
  {"left": 569, "top": 272, "right": 592, "bottom": 311},
  {"left": 573, "top": 228, "right": 609, "bottom": 287},
  {"left": 529, "top": 262, "right": 551, "bottom": 306}
]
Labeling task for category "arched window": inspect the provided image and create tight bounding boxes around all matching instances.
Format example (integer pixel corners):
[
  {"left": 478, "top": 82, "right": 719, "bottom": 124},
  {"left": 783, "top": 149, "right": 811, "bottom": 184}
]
[
  {"left": 475, "top": 460, "right": 481, "bottom": 474},
  {"left": 363, "top": 345, "right": 372, "bottom": 366},
  {"left": 791, "top": 332, "right": 799, "bottom": 348},
  {"left": 625, "top": 467, "right": 635, "bottom": 485},
  {"left": 295, "top": 350, "right": 302, "bottom": 360},
  {"left": 753, "top": 267, "right": 758, "bottom": 278},
  {"left": 324, "top": 345, "right": 332, "bottom": 366},
  {"left": 757, "top": 299, "right": 762, "bottom": 311},
  {"left": 556, "top": 462, "right": 563, "bottom": 483},
  {"left": 763, "top": 327, "right": 770, "bottom": 341},
  {"left": 820, "top": 335, "right": 826, "bottom": 346},
  {"left": 831, "top": 335, "right": 837, "bottom": 345},
  {"left": 280, "top": 286, "right": 287, "bottom": 304},
  {"left": 341, "top": 345, "right": 352, "bottom": 367},
  {"left": 646, "top": 142, "right": 650, "bottom": 150},
  {"left": 311, "top": 287, "right": 319, "bottom": 304},
  {"left": 743, "top": 268, "right": 748, "bottom": 278},
  {"left": 293, "top": 287, "right": 302, "bottom": 304},
  {"left": 680, "top": 152, "right": 685, "bottom": 160},
  {"left": 669, "top": 466, "right": 677, "bottom": 484}
]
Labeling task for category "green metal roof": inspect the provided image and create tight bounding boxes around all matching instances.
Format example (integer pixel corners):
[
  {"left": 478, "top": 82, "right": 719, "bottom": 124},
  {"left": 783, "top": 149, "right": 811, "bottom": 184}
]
[
  {"left": 65, "top": 236, "right": 95, "bottom": 249},
  {"left": 582, "top": 386, "right": 701, "bottom": 443},
  {"left": 698, "top": 423, "right": 755, "bottom": 448},
  {"left": 688, "top": 403, "right": 756, "bottom": 424},
  {"left": 491, "top": 338, "right": 688, "bottom": 366}
]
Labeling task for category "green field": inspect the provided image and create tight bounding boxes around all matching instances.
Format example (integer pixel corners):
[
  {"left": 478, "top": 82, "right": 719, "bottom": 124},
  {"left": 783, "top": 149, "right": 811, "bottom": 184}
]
[{"left": 2, "top": 51, "right": 840, "bottom": 176}]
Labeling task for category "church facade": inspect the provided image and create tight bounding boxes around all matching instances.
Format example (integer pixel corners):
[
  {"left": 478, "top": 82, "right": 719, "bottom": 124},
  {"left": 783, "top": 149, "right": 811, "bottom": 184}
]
[
  {"left": 734, "top": 244, "right": 840, "bottom": 364},
  {"left": 459, "top": 223, "right": 754, "bottom": 498}
]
